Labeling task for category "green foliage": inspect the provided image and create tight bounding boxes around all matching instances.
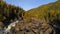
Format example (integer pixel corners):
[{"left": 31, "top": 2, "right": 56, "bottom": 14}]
[
  {"left": 24, "top": 0, "right": 60, "bottom": 26},
  {"left": 0, "top": 1, "right": 25, "bottom": 25}
]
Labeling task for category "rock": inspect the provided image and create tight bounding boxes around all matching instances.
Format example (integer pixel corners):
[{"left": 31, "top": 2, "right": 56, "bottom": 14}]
[
  {"left": 25, "top": 29, "right": 34, "bottom": 34},
  {"left": 0, "top": 32, "right": 4, "bottom": 34},
  {"left": 0, "top": 22, "right": 4, "bottom": 30}
]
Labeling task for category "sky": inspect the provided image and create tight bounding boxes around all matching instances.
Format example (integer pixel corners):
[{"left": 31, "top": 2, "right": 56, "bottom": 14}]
[{"left": 4, "top": 0, "right": 57, "bottom": 11}]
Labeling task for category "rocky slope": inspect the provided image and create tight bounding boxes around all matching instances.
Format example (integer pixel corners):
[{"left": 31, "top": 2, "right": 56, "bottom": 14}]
[{"left": 24, "top": 0, "right": 60, "bottom": 34}]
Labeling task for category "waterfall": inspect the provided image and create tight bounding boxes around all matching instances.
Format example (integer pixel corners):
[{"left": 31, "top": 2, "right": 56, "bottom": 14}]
[{"left": 4, "top": 20, "right": 19, "bottom": 34}]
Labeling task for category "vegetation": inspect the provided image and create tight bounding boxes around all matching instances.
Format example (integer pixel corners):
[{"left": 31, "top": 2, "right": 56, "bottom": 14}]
[
  {"left": 0, "top": 0, "right": 25, "bottom": 26},
  {"left": 0, "top": 0, "right": 60, "bottom": 34},
  {"left": 24, "top": 0, "right": 60, "bottom": 26},
  {"left": 24, "top": 1, "right": 60, "bottom": 34}
]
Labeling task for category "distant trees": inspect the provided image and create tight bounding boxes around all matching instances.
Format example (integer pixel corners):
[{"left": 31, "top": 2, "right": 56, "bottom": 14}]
[
  {"left": 58, "top": 0, "right": 60, "bottom": 1},
  {"left": 24, "top": 0, "right": 60, "bottom": 28}
]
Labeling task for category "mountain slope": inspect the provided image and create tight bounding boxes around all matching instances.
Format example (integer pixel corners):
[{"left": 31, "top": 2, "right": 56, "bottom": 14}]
[
  {"left": 24, "top": 0, "right": 60, "bottom": 34},
  {"left": 25, "top": 0, "right": 60, "bottom": 23}
]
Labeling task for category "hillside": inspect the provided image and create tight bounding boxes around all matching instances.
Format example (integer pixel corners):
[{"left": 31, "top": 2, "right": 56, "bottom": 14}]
[
  {"left": 24, "top": 0, "right": 60, "bottom": 34},
  {"left": 0, "top": 0, "right": 60, "bottom": 34},
  {"left": 25, "top": 0, "right": 60, "bottom": 26}
]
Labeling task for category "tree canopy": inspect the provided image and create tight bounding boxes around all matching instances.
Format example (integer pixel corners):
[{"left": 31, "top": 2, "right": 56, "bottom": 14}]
[{"left": 0, "top": 0, "right": 25, "bottom": 26}]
